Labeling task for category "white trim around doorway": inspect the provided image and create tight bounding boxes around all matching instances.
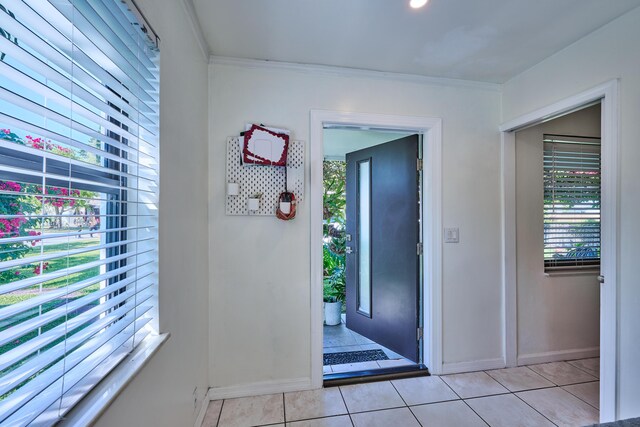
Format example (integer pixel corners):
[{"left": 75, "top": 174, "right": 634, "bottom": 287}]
[
  {"left": 499, "top": 79, "right": 619, "bottom": 423},
  {"left": 309, "top": 110, "right": 443, "bottom": 388}
]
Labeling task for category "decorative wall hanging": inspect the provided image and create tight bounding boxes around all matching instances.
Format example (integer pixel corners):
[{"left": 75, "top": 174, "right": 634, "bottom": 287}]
[
  {"left": 226, "top": 136, "right": 304, "bottom": 216},
  {"left": 242, "top": 124, "right": 289, "bottom": 166}
]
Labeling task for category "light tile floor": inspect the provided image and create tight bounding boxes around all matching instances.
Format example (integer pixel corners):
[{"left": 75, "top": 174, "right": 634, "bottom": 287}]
[
  {"left": 202, "top": 358, "right": 600, "bottom": 427},
  {"left": 323, "top": 322, "right": 415, "bottom": 374}
]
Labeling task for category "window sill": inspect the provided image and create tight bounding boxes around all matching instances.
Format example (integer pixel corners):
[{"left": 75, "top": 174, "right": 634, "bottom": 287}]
[
  {"left": 58, "top": 332, "right": 170, "bottom": 427},
  {"left": 544, "top": 270, "right": 600, "bottom": 277}
]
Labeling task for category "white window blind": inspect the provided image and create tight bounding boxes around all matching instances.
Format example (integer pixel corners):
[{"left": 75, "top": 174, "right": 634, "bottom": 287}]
[
  {"left": 543, "top": 135, "right": 600, "bottom": 272},
  {"left": 0, "top": 0, "right": 159, "bottom": 425}
]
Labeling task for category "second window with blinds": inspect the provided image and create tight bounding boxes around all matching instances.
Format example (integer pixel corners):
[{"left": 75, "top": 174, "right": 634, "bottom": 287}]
[{"left": 543, "top": 134, "right": 601, "bottom": 272}]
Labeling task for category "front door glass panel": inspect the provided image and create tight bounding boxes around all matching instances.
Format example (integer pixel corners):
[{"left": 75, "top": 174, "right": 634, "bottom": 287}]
[{"left": 358, "top": 159, "right": 371, "bottom": 316}]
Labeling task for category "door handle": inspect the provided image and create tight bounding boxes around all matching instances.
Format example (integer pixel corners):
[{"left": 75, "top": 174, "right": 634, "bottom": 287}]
[
  {"left": 597, "top": 275, "right": 605, "bottom": 284},
  {"left": 345, "top": 246, "right": 353, "bottom": 254}
]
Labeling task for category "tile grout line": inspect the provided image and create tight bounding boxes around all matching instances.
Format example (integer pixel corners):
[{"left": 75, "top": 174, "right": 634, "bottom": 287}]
[
  {"left": 436, "top": 374, "right": 490, "bottom": 426},
  {"left": 527, "top": 362, "right": 597, "bottom": 387},
  {"left": 561, "top": 381, "right": 600, "bottom": 410},
  {"left": 440, "top": 370, "right": 548, "bottom": 427},
  {"left": 566, "top": 361, "right": 600, "bottom": 379},
  {"left": 483, "top": 369, "right": 519, "bottom": 392},
  {"left": 337, "top": 382, "right": 405, "bottom": 415},
  {"left": 387, "top": 380, "right": 408, "bottom": 407},
  {"left": 484, "top": 367, "right": 557, "bottom": 393},
  {"left": 459, "top": 398, "right": 491, "bottom": 427},
  {"left": 388, "top": 380, "right": 424, "bottom": 427},
  {"left": 336, "top": 384, "right": 355, "bottom": 427},
  {"left": 510, "top": 386, "right": 561, "bottom": 427},
  {"left": 285, "top": 414, "right": 354, "bottom": 424},
  {"left": 438, "top": 375, "right": 465, "bottom": 400},
  {"left": 525, "top": 366, "right": 562, "bottom": 386},
  {"left": 407, "top": 406, "right": 425, "bottom": 427},
  {"left": 282, "top": 393, "right": 286, "bottom": 425},
  {"left": 492, "top": 363, "right": 596, "bottom": 426},
  {"left": 214, "top": 399, "right": 225, "bottom": 427},
  {"left": 523, "top": 364, "right": 595, "bottom": 387}
]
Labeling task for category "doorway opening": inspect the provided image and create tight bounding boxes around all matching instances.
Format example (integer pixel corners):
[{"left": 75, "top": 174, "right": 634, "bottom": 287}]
[
  {"left": 500, "top": 80, "right": 619, "bottom": 422},
  {"left": 321, "top": 127, "right": 423, "bottom": 379},
  {"left": 511, "top": 103, "right": 602, "bottom": 419},
  {"left": 310, "top": 110, "right": 443, "bottom": 389}
]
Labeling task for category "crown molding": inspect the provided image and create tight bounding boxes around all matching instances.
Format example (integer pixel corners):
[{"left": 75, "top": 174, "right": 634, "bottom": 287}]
[
  {"left": 209, "top": 55, "right": 502, "bottom": 92},
  {"left": 180, "top": 0, "right": 210, "bottom": 61}
]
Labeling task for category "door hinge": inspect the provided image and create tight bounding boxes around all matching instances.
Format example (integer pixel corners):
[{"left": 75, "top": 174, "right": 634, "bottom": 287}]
[
  {"left": 417, "top": 242, "right": 423, "bottom": 256},
  {"left": 417, "top": 327, "right": 423, "bottom": 340},
  {"left": 417, "top": 158, "right": 423, "bottom": 171}
]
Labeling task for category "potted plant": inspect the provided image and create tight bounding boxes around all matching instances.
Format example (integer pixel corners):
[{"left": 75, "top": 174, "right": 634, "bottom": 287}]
[
  {"left": 323, "top": 246, "right": 345, "bottom": 325},
  {"left": 322, "top": 160, "right": 346, "bottom": 325}
]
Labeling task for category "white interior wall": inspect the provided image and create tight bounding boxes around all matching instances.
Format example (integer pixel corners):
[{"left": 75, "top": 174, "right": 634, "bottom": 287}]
[
  {"left": 93, "top": 1, "right": 210, "bottom": 425},
  {"left": 502, "top": 7, "right": 640, "bottom": 418},
  {"left": 515, "top": 105, "right": 601, "bottom": 363},
  {"left": 208, "top": 62, "right": 503, "bottom": 392}
]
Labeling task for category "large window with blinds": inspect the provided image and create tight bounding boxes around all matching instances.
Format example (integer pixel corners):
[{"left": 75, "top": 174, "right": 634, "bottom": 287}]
[
  {"left": 0, "top": 0, "right": 159, "bottom": 424},
  {"left": 543, "top": 134, "right": 601, "bottom": 272}
]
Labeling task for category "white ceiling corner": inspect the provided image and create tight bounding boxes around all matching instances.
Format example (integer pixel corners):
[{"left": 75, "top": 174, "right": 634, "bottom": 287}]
[
  {"left": 209, "top": 56, "right": 502, "bottom": 92},
  {"left": 180, "top": 0, "right": 210, "bottom": 60}
]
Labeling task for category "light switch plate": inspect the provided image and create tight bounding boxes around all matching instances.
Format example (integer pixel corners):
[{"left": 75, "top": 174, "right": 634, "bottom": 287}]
[{"left": 444, "top": 227, "right": 459, "bottom": 243}]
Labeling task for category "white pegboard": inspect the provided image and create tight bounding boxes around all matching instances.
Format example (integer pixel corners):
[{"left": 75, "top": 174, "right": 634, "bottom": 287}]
[{"left": 226, "top": 137, "right": 304, "bottom": 216}]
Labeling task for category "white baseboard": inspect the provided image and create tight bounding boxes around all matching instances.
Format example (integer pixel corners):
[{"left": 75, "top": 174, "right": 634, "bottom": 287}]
[
  {"left": 440, "top": 357, "right": 505, "bottom": 375},
  {"left": 207, "top": 377, "right": 314, "bottom": 401},
  {"left": 517, "top": 347, "right": 599, "bottom": 366},
  {"left": 193, "top": 392, "right": 210, "bottom": 427}
]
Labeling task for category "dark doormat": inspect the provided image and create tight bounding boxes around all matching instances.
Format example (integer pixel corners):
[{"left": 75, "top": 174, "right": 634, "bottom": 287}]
[{"left": 324, "top": 349, "right": 389, "bottom": 365}]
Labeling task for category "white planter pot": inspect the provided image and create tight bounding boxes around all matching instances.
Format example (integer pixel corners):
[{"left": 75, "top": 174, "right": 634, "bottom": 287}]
[{"left": 324, "top": 301, "right": 342, "bottom": 326}]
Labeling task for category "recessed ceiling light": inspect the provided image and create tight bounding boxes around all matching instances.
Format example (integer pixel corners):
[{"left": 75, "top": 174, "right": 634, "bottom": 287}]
[{"left": 410, "top": 0, "right": 429, "bottom": 8}]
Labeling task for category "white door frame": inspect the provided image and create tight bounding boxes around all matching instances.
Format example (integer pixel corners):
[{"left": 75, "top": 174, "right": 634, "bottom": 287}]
[
  {"left": 499, "top": 79, "right": 619, "bottom": 422},
  {"left": 309, "top": 110, "right": 443, "bottom": 388}
]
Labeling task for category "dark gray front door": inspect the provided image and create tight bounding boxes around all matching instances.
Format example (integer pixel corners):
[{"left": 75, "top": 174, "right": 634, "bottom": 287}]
[{"left": 345, "top": 135, "right": 420, "bottom": 363}]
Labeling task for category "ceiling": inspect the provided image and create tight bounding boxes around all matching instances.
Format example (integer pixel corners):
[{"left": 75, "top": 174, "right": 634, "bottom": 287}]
[{"left": 192, "top": 0, "right": 640, "bottom": 83}]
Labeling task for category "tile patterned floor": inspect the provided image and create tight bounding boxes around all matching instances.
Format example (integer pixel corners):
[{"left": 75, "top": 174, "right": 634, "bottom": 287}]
[
  {"left": 322, "top": 322, "right": 415, "bottom": 374},
  {"left": 202, "top": 358, "right": 600, "bottom": 427}
]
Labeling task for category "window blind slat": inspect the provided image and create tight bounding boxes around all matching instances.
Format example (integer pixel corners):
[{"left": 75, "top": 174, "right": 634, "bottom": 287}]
[
  {"left": 0, "top": 260, "right": 156, "bottom": 329},
  {"left": 0, "top": 224, "right": 155, "bottom": 245},
  {"left": 0, "top": 141, "right": 158, "bottom": 188},
  {"left": 0, "top": 86, "right": 142, "bottom": 159},
  {"left": 0, "top": 113, "right": 141, "bottom": 168},
  {"left": 40, "top": 0, "right": 156, "bottom": 94},
  {"left": 0, "top": 308, "right": 152, "bottom": 425},
  {"left": 35, "top": 328, "right": 150, "bottom": 425},
  {"left": 0, "top": 36, "right": 154, "bottom": 137},
  {"left": 0, "top": 60, "right": 143, "bottom": 148},
  {"left": 0, "top": 247, "right": 152, "bottom": 299},
  {"left": 0, "top": 6, "right": 148, "bottom": 122},
  {"left": 86, "top": 0, "right": 156, "bottom": 70},
  {"left": 0, "top": 285, "right": 154, "bottom": 377},
  {"left": 72, "top": 1, "right": 155, "bottom": 81},
  {"left": 543, "top": 134, "right": 601, "bottom": 272},
  {"left": 0, "top": 236, "right": 151, "bottom": 271},
  {"left": 4, "top": 1, "right": 156, "bottom": 111}
]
